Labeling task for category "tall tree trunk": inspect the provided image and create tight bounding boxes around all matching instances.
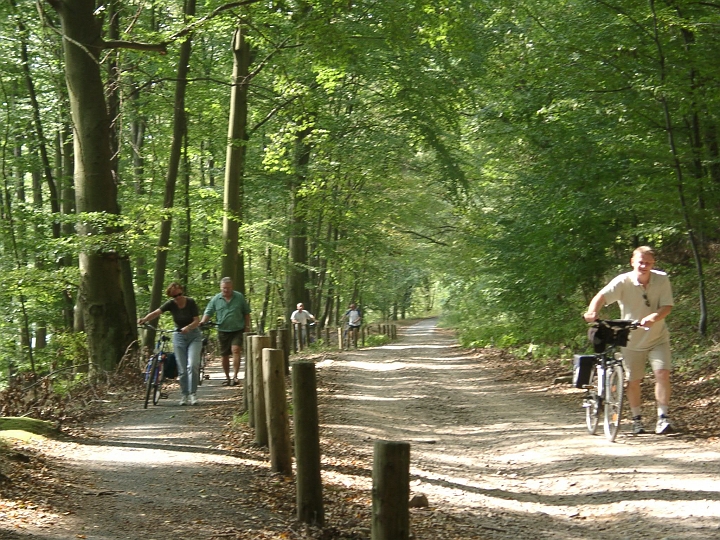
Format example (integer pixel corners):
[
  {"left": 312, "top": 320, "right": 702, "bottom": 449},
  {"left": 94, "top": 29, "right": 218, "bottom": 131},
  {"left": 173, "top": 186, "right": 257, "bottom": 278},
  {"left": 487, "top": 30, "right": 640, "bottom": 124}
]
[
  {"left": 145, "top": 0, "right": 196, "bottom": 348},
  {"left": 222, "top": 26, "right": 251, "bottom": 288},
  {"left": 50, "top": 0, "right": 134, "bottom": 373},
  {"left": 285, "top": 127, "right": 313, "bottom": 322}
]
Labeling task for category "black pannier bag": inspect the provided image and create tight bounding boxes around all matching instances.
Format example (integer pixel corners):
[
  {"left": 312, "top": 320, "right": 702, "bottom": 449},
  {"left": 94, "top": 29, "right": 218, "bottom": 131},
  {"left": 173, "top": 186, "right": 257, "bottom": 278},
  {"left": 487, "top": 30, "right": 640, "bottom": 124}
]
[
  {"left": 573, "top": 354, "right": 595, "bottom": 388},
  {"left": 163, "top": 352, "right": 178, "bottom": 379},
  {"left": 588, "top": 319, "right": 633, "bottom": 353}
]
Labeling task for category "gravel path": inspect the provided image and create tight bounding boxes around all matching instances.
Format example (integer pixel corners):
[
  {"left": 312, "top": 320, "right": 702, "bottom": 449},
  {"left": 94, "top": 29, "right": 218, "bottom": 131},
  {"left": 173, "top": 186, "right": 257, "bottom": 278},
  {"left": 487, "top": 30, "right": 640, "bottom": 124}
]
[
  {"left": 316, "top": 319, "right": 720, "bottom": 539},
  {"left": 3, "top": 319, "right": 720, "bottom": 539}
]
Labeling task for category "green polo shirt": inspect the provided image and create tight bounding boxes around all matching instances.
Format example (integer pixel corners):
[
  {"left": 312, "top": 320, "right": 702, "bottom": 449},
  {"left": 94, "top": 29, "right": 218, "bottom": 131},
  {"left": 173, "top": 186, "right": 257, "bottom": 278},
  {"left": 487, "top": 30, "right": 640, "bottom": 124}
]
[{"left": 203, "top": 291, "right": 250, "bottom": 332}]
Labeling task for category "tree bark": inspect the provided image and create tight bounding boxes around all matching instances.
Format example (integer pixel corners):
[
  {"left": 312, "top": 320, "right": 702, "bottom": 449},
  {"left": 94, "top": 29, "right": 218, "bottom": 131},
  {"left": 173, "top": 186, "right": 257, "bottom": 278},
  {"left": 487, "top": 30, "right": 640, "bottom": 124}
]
[
  {"left": 222, "top": 26, "right": 251, "bottom": 288},
  {"left": 50, "top": 0, "right": 134, "bottom": 373}
]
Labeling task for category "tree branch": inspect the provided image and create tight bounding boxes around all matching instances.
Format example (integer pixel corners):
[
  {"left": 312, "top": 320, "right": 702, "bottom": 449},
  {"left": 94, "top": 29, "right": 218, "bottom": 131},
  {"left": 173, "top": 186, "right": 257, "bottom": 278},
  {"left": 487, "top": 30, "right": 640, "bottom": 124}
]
[
  {"left": 397, "top": 230, "right": 449, "bottom": 246},
  {"left": 103, "top": 40, "right": 167, "bottom": 54}
]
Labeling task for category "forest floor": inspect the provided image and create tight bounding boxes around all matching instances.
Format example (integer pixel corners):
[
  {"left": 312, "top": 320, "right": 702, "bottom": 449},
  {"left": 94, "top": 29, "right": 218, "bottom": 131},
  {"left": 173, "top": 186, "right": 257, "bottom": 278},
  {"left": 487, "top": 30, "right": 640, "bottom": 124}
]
[{"left": 2, "top": 319, "right": 720, "bottom": 539}]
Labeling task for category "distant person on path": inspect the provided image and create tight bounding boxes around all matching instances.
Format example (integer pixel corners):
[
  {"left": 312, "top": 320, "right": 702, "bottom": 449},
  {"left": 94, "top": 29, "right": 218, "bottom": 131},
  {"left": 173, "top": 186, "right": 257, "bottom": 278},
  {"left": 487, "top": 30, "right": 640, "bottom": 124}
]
[
  {"left": 290, "top": 302, "right": 315, "bottom": 348},
  {"left": 200, "top": 277, "right": 251, "bottom": 386},
  {"left": 138, "top": 283, "right": 202, "bottom": 406},
  {"left": 343, "top": 302, "right": 362, "bottom": 349},
  {"left": 583, "top": 246, "right": 674, "bottom": 435}
]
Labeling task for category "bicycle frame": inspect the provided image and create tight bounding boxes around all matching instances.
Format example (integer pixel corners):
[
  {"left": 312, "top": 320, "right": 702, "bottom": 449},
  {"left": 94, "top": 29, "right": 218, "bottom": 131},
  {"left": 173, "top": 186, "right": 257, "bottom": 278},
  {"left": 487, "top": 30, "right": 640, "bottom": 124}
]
[
  {"left": 140, "top": 325, "right": 174, "bottom": 409},
  {"left": 583, "top": 319, "right": 637, "bottom": 442}
]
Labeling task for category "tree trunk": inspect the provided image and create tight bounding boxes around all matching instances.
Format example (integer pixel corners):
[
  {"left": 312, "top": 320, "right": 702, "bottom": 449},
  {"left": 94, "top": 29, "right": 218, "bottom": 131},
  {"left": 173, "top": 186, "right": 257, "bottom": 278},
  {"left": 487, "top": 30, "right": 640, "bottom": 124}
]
[
  {"left": 51, "top": 0, "right": 134, "bottom": 373},
  {"left": 222, "top": 26, "right": 251, "bottom": 288},
  {"left": 145, "top": 0, "right": 196, "bottom": 349},
  {"left": 285, "top": 127, "right": 313, "bottom": 322}
]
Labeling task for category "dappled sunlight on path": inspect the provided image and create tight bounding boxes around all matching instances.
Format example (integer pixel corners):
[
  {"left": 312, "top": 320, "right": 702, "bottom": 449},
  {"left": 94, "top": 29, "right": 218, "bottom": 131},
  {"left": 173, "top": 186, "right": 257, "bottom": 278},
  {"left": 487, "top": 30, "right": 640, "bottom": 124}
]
[{"left": 317, "top": 318, "right": 720, "bottom": 539}]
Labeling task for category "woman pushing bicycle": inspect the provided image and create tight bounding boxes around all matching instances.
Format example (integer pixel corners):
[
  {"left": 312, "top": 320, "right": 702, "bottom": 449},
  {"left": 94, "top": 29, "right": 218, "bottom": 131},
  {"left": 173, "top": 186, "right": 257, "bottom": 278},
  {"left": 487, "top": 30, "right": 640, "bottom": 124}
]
[{"left": 138, "top": 282, "right": 203, "bottom": 406}]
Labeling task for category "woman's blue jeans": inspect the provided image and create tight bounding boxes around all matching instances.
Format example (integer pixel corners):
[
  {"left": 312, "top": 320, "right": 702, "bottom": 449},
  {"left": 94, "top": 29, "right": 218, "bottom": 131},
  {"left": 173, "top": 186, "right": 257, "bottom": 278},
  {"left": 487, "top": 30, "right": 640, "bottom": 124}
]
[{"left": 172, "top": 328, "right": 202, "bottom": 395}]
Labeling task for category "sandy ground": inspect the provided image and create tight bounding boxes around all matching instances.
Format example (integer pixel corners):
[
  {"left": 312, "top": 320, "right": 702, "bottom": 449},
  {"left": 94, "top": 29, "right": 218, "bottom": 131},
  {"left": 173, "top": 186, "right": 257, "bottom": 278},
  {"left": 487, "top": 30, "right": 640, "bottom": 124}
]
[
  {"left": 315, "top": 319, "right": 720, "bottom": 539},
  {"left": 3, "top": 319, "right": 720, "bottom": 539}
]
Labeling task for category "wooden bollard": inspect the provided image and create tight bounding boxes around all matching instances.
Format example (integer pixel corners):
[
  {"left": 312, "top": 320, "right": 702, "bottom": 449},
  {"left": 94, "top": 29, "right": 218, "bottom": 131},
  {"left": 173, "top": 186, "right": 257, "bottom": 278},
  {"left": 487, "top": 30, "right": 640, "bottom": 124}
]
[
  {"left": 337, "top": 327, "right": 343, "bottom": 351},
  {"left": 269, "top": 328, "right": 278, "bottom": 349},
  {"left": 277, "top": 328, "right": 289, "bottom": 375},
  {"left": 292, "top": 361, "right": 324, "bottom": 525},
  {"left": 263, "top": 348, "right": 292, "bottom": 475},
  {"left": 372, "top": 440, "right": 410, "bottom": 540},
  {"left": 251, "top": 335, "right": 271, "bottom": 446},
  {"left": 244, "top": 332, "right": 256, "bottom": 422},
  {"left": 362, "top": 326, "right": 366, "bottom": 347}
]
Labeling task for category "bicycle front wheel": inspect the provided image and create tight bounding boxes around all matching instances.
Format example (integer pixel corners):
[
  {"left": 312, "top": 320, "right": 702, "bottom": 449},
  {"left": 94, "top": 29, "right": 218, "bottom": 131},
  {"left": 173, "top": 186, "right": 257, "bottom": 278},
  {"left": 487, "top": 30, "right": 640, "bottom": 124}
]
[
  {"left": 144, "top": 356, "right": 159, "bottom": 409},
  {"left": 603, "top": 364, "right": 625, "bottom": 442},
  {"left": 584, "top": 368, "right": 600, "bottom": 435},
  {"left": 152, "top": 363, "right": 164, "bottom": 405}
]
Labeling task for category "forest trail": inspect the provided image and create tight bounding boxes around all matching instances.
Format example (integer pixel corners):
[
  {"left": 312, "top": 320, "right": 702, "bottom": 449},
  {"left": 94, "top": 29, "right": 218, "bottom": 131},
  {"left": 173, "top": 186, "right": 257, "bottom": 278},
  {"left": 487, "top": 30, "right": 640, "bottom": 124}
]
[
  {"left": 3, "top": 319, "right": 720, "bottom": 539},
  {"left": 316, "top": 319, "right": 720, "bottom": 539}
]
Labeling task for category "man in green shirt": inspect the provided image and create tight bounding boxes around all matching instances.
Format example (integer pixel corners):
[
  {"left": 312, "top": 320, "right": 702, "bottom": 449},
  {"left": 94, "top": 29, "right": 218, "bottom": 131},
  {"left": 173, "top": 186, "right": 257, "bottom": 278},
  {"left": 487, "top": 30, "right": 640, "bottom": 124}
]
[{"left": 200, "top": 277, "right": 251, "bottom": 386}]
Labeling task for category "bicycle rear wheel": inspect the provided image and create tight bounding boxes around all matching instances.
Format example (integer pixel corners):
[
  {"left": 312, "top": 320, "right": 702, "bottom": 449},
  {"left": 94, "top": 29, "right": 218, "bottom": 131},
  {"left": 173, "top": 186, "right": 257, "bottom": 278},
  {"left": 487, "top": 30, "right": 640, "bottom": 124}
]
[
  {"left": 603, "top": 364, "right": 624, "bottom": 442},
  {"left": 198, "top": 339, "right": 208, "bottom": 385},
  {"left": 584, "top": 368, "right": 600, "bottom": 435},
  {"left": 144, "top": 356, "right": 159, "bottom": 409}
]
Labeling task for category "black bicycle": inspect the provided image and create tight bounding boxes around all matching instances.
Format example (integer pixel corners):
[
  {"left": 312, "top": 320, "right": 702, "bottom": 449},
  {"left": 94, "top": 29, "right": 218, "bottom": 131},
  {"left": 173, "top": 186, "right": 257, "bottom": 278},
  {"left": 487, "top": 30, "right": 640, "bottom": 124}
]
[
  {"left": 140, "top": 325, "right": 176, "bottom": 409},
  {"left": 198, "top": 321, "right": 216, "bottom": 385},
  {"left": 574, "top": 319, "right": 639, "bottom": 442}
]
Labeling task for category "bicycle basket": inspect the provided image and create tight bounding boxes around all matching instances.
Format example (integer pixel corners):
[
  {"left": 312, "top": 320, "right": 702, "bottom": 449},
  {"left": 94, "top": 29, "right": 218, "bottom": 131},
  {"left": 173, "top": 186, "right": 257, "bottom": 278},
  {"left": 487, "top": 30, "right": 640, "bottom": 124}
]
[{"left": 588, "top": 320, "right": 632, "bottom": 353}]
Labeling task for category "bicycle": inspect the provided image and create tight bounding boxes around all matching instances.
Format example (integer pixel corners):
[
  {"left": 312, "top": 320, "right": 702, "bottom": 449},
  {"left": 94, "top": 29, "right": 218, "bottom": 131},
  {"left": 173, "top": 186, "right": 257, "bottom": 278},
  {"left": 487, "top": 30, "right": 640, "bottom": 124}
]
[
  {"left": 575, "top": 319, "right": 639, "bottom": 442},
  {"left": 198, "top": 321, "right": 216, "bottom": 385},
  {"left": 140, "top": 324, "right": 176, "bottom": 409}
]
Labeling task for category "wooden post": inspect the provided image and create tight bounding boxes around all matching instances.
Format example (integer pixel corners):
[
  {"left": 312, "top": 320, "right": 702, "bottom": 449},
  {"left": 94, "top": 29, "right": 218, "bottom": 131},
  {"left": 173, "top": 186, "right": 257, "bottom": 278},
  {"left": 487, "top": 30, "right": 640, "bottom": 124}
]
[
  {"left": 337, "top": 327, "right": 343, "bottom": 350},
  {"left": 292, "top": 361, "right": 324, "bottom": 526},
  {"left": 244, "top": 332, "right": 256, "bottom": 423},
  {"left": 277, "top": 328, "right": 290, "bottom": 375},
  {"left": 251, "top": 335, "right": 271, "bottom": 446},
  {"left": 269, "top": 328, "right": 278, "bottom": 349},
  {"left": 372, "top": 440, "right": 410, "bottom": 540},
  {"left": 362, "top": 325, "right": 366, "bottom": 347},
  {"left": 263, "top": 348, "right": 292, "bottom": 475}
]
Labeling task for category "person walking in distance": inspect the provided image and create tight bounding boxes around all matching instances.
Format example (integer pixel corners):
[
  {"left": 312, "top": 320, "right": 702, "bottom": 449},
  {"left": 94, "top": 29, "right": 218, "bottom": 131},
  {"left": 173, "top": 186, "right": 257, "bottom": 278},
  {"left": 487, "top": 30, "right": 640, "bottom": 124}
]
[
  {"left": 583, "top": 246, "right": 674, "bottom": 435},
  {"left": 343, "top": 302, "right": 362, "bottom": 348},
  {"left": 200, "top": 277, "right": 251, "bottom": 386},
  {"left": 138, "top": 283, "right": 202, "bottom": 406},
  {"left": 290, "top": 302, "right": 315, "bottom": 349}
]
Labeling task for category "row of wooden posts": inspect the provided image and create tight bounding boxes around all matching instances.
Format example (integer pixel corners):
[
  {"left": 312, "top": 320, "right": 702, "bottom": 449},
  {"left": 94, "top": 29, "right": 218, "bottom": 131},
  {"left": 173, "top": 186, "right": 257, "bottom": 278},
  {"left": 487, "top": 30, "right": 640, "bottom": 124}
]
[{"left": 242, "top": 326, "right": 410, "bottom": 539}]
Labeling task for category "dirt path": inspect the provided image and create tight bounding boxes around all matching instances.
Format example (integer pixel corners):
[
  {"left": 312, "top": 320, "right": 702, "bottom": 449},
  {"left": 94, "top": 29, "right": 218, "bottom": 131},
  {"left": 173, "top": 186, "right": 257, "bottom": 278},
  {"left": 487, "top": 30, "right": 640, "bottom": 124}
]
[
  {"left": 316, "top": 319, "right": 720, "bottom": 539},
  {"left": 1, "top": 366, "right": 281, "bottom": 540},
  {"left": 4, "top": 319, "right": 720, "bottom": 539}
]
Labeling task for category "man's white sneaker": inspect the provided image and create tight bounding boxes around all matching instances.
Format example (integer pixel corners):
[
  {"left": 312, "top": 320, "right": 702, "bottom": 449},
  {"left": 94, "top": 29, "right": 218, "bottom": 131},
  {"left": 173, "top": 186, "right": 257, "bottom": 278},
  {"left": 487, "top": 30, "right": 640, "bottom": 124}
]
[
  {"left": 189, "top": 393, "right": 198, "bottom": 406},
  {"left": 656, "top": 415, "right": 673, "bottom": 434},
  {"left": 179, "top": 394, "right": 188, "bottom": 406}
]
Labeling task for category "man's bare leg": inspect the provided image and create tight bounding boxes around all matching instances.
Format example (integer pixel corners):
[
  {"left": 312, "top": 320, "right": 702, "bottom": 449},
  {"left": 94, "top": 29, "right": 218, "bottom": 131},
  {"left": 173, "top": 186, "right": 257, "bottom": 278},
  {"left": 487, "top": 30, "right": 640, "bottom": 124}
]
[
  {"left": 221, "top": 354, "right": 231, "bottom": 384},
  {"left": 231, "top": 344, "right": 242, "bottom": 384}
]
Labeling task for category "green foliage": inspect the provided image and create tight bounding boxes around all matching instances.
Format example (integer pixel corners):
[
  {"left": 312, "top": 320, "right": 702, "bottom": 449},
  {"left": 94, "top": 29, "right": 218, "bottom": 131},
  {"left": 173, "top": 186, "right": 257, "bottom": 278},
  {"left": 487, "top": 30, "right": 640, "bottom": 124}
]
[{"left": 365, "top": 334, "right": 391, "bottom": 347}]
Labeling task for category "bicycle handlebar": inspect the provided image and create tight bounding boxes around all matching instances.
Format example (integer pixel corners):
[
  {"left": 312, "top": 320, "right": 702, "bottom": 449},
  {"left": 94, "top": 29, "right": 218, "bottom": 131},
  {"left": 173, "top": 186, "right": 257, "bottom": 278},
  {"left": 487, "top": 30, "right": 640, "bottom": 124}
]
[
  {"left": 589, "top": 318, "right": 640, "bottom": 329},
  {"left": 138, "top": 323, "right": 179, "bottom": 334}
]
